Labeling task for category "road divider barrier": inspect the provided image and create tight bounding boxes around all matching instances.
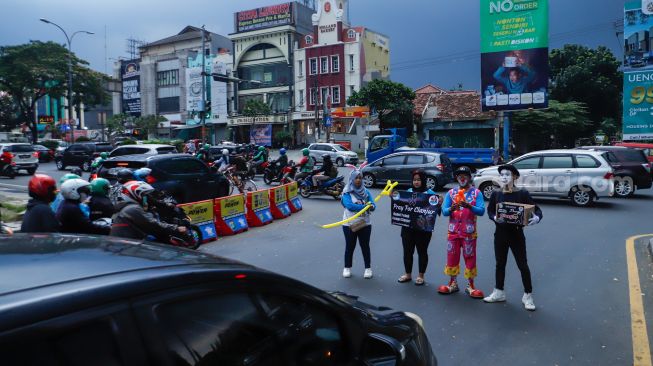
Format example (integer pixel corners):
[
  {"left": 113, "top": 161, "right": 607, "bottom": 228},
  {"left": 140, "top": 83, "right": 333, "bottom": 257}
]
[
  {"left": 286, "top": 182, "right": 302, "bottom": 213},
  {"left": 178, "top": 200, "right": 218, "bottom": 243},
  {"left": 214, "top": 194, "right": 248, "bottom": 236},
  {"left": 246, "top": 189, "right": 274, "bottom": 227},
  {"left": 269, "top": 185, "right": 291, "bottom": 219}
]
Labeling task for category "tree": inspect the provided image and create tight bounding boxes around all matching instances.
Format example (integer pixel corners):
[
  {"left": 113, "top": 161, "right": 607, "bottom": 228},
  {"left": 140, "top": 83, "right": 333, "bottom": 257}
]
[
  {"left": 0, "top": 41, "right": 108, "bottom": 143},
  {"left": 347, "top": 79, "right": 416, "bottom": 131},
  {"left": 242, "top": 99, "right": 271, "bottom": 117},
  {"left": 105, "top": 113, "right": 128, "bottom": 137},
  {"left": 0, "top": 92, "right": 19, "bottom": 131},
  {"left": 134, "top": 115, "right": 166, "bottom": 140},
  {"left": 549, "top": 45, "right": 622, "bottom": 127}
]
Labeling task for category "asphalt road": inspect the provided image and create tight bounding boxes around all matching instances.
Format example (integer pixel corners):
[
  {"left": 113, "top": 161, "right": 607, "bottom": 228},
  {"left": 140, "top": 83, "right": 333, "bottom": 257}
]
[{"left": 199, "top": 174, "right": 653, "bottom": 365}]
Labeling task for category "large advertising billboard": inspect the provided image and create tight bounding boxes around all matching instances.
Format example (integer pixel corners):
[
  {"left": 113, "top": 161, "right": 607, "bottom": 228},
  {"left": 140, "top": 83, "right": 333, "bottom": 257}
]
[
  {"left": 235, "top": 3, "right": 294, "bottom": 33},
  {"left": 121, "top": 60, "right": 141, "bottom": 117},
  {"left": 623, "top": 0, "right": 653, "bottom": 140},
  {"left": 480, "top": 0, "right": 549, "bottom": 112}
]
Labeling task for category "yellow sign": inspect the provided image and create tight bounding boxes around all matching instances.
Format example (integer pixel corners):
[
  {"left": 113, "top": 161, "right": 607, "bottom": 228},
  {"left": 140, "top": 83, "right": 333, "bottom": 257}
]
[
  {"left": 219, "top": 196, "right": 245, "bottom": 218},
  {"left": 274, "top": 186, "right": 287, "bottom": 202},
  {"left": 287, "top": 182, "right": 298, "bottom": 199},
  {"left": 251, "top": 190, "right": 270, "bottom": 211},
  {"left": 179, "top": 200, "right": 214, "bottom": 224}
]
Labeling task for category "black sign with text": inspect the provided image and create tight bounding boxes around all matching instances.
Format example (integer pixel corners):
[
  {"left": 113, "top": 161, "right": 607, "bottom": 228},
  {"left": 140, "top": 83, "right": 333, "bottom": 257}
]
[{"left": 390, "top": 191, "right": 441, "bottom": 232}]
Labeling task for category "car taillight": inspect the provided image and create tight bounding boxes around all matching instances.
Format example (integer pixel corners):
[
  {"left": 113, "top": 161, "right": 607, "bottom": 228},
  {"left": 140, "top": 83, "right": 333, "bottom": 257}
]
[
  {"left": 436, "top": 164, "right": 444, "bottom": 171},
  {"left": 146, "top": 175, "right": 157, "bottom": 184},
  {"left": 32, "top": 152, "right": 39, "bottom": 158},
  {"left": 604, "top": 172, "right": 614, "bottom": 179},
  {"left": 643, "top": 163, "right": 651, "bottom": 173}
]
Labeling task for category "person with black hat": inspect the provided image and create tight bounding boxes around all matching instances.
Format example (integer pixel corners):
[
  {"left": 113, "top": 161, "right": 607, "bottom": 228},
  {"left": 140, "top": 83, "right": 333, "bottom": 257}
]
[
  {"left": 483, "top": 164, "right": 542, "bottom": 311},
  {"left": 439, "top": 166, "right": 486, "bottom": 298}
]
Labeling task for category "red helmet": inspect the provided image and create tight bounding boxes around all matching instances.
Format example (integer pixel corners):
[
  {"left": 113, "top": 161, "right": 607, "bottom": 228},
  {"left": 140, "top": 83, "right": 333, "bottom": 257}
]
[{"left": 28, "top": 174, "right": 57, "bottom": 201}]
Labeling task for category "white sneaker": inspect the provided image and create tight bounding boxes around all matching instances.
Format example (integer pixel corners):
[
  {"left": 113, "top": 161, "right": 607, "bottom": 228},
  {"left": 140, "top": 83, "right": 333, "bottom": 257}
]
[
  {"left": 364, "top": 268, "right": 373, "bottom": 279},
  {"left": 522, "top": 293, "right": 536, "bottom": 311},
  {"left": 342, "top": 268, "right": 352, "bottom": 278},
  {"left": 483, "top": 288, "right": 506, "bottom": 303}
]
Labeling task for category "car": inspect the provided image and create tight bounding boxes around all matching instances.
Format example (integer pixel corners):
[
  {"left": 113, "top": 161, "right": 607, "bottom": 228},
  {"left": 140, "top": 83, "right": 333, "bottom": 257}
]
[
  {"left": 55, "top": 142, "right": 114, "bottom": 171},
  {"left": 473, "top": 149, "right": 615, "bottom": 207},
  {"left": 309, "top": 143, "right": 359, "bottom": 167},
  {"left": 361, "top": 151, "right": 454, "bottom": 191},
  {"left": 0, "top": 234, "right": 437, "bottom": 366},
  {"left": 109, "top": 144, "right": 177, "bottom": 158},
  {"left": 209, "top": 144, "right": 246, "bottom": 158},
  {"left": 578, "top": 146, "right": 652, "bottom": 198},
  {"left": 32, "top": 144, "right": 54, "bottom": 163},
  {"left": 98, "top": 154, "right": 230, "bottom": 203},
  {"left": 0, "top": 143, "right": 38, "bottom": 175},
  {"left": 613, "top": 142, "right": 653, "bottom": 163}
]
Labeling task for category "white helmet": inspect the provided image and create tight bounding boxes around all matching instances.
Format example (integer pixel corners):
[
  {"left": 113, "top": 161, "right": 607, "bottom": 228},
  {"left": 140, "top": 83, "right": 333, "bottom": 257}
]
[
  {"left": 60, "top": 178, "right": 91, "bottom": 201},
  {"left": 222, "top": 149, "right": 229, "bottom": 156},
  {"left": 121, "top": 181, "right": 155, "bottom": 205}
]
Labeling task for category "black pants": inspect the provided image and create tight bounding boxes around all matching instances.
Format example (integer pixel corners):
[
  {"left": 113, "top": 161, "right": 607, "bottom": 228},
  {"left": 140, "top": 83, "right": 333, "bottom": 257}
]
[
  {"left": 494, "top": 226, "right": 532, "bottom": 293},
  {"left": 343, "top": 225, "right": 372, "bottom": 268},
  {"left": 401, "top": 227, "right": 432, "bottom": 274}
]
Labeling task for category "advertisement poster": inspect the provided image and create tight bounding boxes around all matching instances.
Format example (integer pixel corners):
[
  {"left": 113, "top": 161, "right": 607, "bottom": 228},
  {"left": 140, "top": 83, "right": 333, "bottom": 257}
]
[
  {"left": 178, "top": 200, "right": 217, "bottom": 242},
  {"left": 186, "top": 66, "right": 203, "bottom": 116},
  {"left": 623, "top": 1, "right": 653, "bottom": 140},
  {"left": 210, "top": 60, "right": 229, "bottom": 124},
  {"left": 250, "top": 124, "right": 273, "bottom": 146},
  {"left": 121, "top": 60, "right": 141, "bottom": 117},
  {"left": 480, "top": 0, "right": 549, "bottom": 111},
  {"left": 251, "top": 190, "right": 270, "bottom": 211},
  {"left": 390, "top": 191, "right": 441, "bottom": 232},
  {"left": 216, "top": 196, "right": 248, "bottom": 234},
  {"left": 235, "top": 3, "right": 294, "bottom": 33}
]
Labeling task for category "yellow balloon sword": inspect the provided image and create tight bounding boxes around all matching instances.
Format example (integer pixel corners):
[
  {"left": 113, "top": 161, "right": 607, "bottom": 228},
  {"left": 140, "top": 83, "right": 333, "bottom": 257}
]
[{"left": 320, "top": 180, "right": 398, "bottom": 229}]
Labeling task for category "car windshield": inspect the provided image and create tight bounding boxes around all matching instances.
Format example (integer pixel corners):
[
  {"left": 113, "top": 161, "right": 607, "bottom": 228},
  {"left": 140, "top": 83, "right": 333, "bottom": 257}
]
[
  {"left": 8, "top": 145, "right": 33, "bottom": 153},
  {"left": 613, "top": 149, "right": 648, "bottom": 163},
  {"left": 333, "top": 145, "right": 349, "bottom": 151}
]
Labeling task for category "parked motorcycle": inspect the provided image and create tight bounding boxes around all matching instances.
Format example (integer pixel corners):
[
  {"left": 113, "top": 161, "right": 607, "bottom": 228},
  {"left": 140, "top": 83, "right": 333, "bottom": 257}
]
[
  {"left": 149, "top": 193, "right": 203, "bottom": 249},
  {"left": 298, "top": 173, "right": 344, "bottom": 200},
  {"left": 0, "top": 164, "right": 16, "bottom": 179}
]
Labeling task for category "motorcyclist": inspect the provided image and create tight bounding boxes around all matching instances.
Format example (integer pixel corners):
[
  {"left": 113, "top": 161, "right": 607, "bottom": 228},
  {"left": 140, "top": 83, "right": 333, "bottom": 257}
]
[
  {"left": 294, "top": 148, "right": 315, "bottom": 182},
  {"left": 312, "top": 154, "right": 337, "bottom": 189},
  {"left": 213, "top": 149, "right": 231, "bottom": 173},
  {"left": 88, "top": 178, "right": 115, "bottom": 221},
  {"left": 133, "top": 167, "right": 152, "bottom": 182},
  {"left": 0, "top": 149, "right": 12, "bottom": 173},
  {"left": 21, "top": 174, "right": 60, "bottom": 233},
  {"left": 56, "top": 178, "right": 110, "bottom": 235},
  {"left": 196, "top": 143, "right": 213, "bottom": 163},
  {"left": 109, "top": 168, "right": 136, "bottom": 205},
  {"left": 91, "top": 152, "right": 108, "bottom": 171},
  {"left": 110, "top": 181, "right": 186, "bottom": 242},
  {"left": 270, "top": 148, "right": 289, "bottom": 179},
  {"left": 51, "top": 173, "right": 90, "bottom": 218},
  {"left": 251, "top": 146, "right": 267, "bottom": 173}
]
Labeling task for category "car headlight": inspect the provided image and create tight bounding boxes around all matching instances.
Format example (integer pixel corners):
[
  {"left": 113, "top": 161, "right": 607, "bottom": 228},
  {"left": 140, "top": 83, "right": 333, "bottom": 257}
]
[{"left": 403, "top": 311, "right": 424, "bottom": 329}]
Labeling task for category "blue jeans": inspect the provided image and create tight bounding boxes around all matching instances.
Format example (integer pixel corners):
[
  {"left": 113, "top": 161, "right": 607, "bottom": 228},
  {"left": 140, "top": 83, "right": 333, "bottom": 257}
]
[{"left": 343, "top": 225, "right": 372, "bottom": 268}]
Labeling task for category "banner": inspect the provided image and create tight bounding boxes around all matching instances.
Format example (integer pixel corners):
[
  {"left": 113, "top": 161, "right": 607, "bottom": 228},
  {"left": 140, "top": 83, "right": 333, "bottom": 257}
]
[
  {"left": 390, "top": 191, "right": 441, "bottom": 232},
  {"left": 214, "top": 195, "right": 248, "bottom": 236},
  {"left": 250, "top": 124, "right": 272, "bottom": 146},
  {"left": 178, "top": 200, "right": 217, "bottom": 242},
  {"left": 246, "top": 189, "right": 273, "bottom": 227},
  {"left": 623, "top": 1, "right": 653, "bottom": 140},
  {"left": 286, "top": 182, "right": 302, "bottom": 212},
  {"left": 186, "top": 66, "right": 203, "bottom": 115},
  {"left": 480, "top": 0, "right": 549, "bottom": 111},
  {"left": 121, "top": 60, "right": 141, "bottom": 117},
  {"left": 269, "top": 185, "right": 291, "bottom": 219},
  {"left": 235, "top": 3, "right": 294, "bottom": 33}
]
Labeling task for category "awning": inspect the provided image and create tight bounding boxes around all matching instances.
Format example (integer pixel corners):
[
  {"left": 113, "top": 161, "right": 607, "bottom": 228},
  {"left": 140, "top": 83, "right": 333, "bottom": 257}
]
[{"left": 173, "top": 124, "right": 202, "bottom": 130}]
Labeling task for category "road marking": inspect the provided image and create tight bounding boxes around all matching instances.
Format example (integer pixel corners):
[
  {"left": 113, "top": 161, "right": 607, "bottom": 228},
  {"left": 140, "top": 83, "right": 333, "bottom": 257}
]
[
  {"left": 0, "top": 183, "right": 27, "bottom": 191},
  {"left": 627, "top": 234, "right": 653, "bottom": 366}
]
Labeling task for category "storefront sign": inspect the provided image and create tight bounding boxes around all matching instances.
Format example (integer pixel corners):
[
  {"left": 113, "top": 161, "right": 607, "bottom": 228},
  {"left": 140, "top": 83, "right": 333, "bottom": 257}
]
[
  {"left": 331, "top": 106, "right": 370, "bottom": 118},
  {"left": 38, "top": 115, "right": 54, "bottom": 124},
  {"left": 320, "top": 24, "right": 337, "bottom": 33},
  {"left": 235, "top": 3, "right": 294, "bottom": 33},
  {"left": 121, "top": 60, "right": 141, "bottom": 117},
  {"left": 230, "top": 115, "right": 288, "bottom": 125},
  {"left": 250, "top": 124, "right": 272, "bottom": 146},
  {"left": 390, "top": 191, "right": 441, "bottom": 232}
]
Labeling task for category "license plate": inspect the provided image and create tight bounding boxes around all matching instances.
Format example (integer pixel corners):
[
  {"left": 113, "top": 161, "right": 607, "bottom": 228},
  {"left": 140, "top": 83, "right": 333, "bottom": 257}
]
[{"left": 19, "top": 155, "right": 30, "bottom": 159}]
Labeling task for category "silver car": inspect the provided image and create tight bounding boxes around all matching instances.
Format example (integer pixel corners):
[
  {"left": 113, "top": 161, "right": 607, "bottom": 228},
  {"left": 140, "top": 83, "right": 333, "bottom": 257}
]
[
  {"left": 473, "top": 149, "right": 615, "bottom": 207},
  {"left": 109, "top": 144, "right": 177, "bottom": 158},
  {"left": 308, "top": 143, "right": 359, "bottom": 167},
  {"left": 0, "top": 143, "right": 39, "bottom": 175}
]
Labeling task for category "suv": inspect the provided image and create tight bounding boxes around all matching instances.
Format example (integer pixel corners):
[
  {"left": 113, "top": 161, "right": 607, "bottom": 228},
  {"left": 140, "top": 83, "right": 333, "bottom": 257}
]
[
  {"left": 55, "top": 142, "right": 114, "bottom": 171},
  {"left": 474, "top": 149, "right": 615, "bottom": 207},
  {"left": 0, "top": 143, "right": 38, "bottom": 175},
  {"left": 309, "top": 143, "right": 359, "bottom": 167},
  {"left": 0, "top": 234, "right": 437, "bottom": 365},
  {"left": 109, "top": 144, "right": 177, "bottom": 158},
  {"left": 98, "top": 154, "right": 230, "bottom": 203},
  {"left": 578, "top": 146, "right": 652, "bottom": 198},
  {"left": 361, "top": 151, "right": 453, "bottom": 190}
]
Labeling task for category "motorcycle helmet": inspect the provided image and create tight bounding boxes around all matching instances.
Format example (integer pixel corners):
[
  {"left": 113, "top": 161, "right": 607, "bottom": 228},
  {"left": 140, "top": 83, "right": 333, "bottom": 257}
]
[
  {"left": 116, "top": 168, "right": 134, "bottom": 184},
  {"left": 121, "top": 181, "right": 155, "bottom": 206},
  {"left": 28, "top": 174, "right": 57, "bottom": 202},
  {"left": 99, "top": 152, "right": 108, "bottom": 159},
  {"left": 258, "top": 146, "right": 265, "bottom": 152},
  {"left": 322, "top": 154, "right": 332, "bottom": 162},
  {"left": 60, "top": 179, "right": 91, "bottom": 201},
  {"left": 59, "top": 173, "right": 81, "bottom": 186},
  {"left": 203, "top": 144, "right": 211, "bottom": 150},
  {"left": 280, "top": 148, "right": 286, "bottom": 156},
  {"left": 90, "top": 178, "right": 111, "bottom": 197},
  {"left": 302, "top": 148, "right": 310, "bottom": 156},
  {"left": 133, "top": 167, "right": 152, "bottom": 182},
  {"left": 70, "top": 167, "right": 83, "bottom": 177},
  {"left": 222, "top": 149, "right": 229, "bottom": 156}
]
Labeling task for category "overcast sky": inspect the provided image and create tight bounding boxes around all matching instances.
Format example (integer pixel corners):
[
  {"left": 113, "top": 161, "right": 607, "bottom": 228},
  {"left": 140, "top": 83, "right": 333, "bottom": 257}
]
[{"left": 2, "top": 0, "right": 625, "bottom": 90}]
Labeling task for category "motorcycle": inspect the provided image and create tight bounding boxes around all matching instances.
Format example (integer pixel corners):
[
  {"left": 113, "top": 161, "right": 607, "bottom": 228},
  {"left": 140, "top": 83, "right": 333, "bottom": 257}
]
[
  {"left": 298, "top": 172, "right": 344, "bottom": 200},
  {"left": 263, "top": 161, "right": 288, "bottom": 185},
  {"left": 280, "top": 161, "right": 297, "bottom": 184},
  {"left": 0, "top": 163, "right": 16, "bottom": 179},
  {"left": 247, "top": 159, "right": 269, "bottom": 178},
  {"left": 149, "top": 193, "right": 203, "bottom": 249}
]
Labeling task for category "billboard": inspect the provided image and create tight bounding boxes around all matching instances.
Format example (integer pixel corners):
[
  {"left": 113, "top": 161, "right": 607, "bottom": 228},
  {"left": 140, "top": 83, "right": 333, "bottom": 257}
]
[
  {"left": 121, "top": 60, "right": 141, "bottom": 117},
  {"left": 210, "top": 60, "right": 230, "bottom": 124},
  {"left": 623, "top": 0, "right": 653, "bottom": 140},
  {"left": 250, "top": 124, "right": 272, "bottom": 146},
  {"left": 480, "top": 0, "right": 549, "bottom": 112},
  {"left": 235, "top": 3, "right": 294, "bottom": 33}
]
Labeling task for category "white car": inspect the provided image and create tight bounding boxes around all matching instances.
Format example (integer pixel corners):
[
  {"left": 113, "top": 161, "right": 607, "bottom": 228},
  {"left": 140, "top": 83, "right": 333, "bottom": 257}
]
[
  {"left": 109, "top": 144, "right": 177, "bottom": 158},
  {"left": 0, "top": 143, "right": 39, "bottom": 175},
  {"left": 473, "top": 149, "right": 615, "bottom": 207},
  {"left": 308, "top": 143, "right": 359, "bottom": 167}
]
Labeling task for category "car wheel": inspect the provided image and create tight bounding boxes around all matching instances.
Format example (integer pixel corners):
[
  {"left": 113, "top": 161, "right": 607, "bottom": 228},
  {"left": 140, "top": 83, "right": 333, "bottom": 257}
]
[
  {"left": 425, "top": 176, "right": 438, "bottom": 191},
  {"left": 55, "top": 159, "right": 65, "bottom": 170},
  {"left": 81, "top": 161, "right": 91, "bottom": 172},
  {"left": 362, "top": 173, "right": 375, "bottom": 188},
  {"left": 480, "top": 182, "right": 498, "bottom": 201},
  {"left": 570, "top": 186, "right": 595, "bottom": 207},
  {"left": 336, "top": 158, "right": 344, "bottom": 167},
  {"left": 614, "top": 177, "right": 634, "bottom": 198}
]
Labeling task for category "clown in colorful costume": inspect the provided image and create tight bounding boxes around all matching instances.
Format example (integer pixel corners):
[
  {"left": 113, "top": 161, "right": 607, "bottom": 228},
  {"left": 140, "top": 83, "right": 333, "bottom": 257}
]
[{"left": 439, "top": 166, "right": 485, "bottom": 298}]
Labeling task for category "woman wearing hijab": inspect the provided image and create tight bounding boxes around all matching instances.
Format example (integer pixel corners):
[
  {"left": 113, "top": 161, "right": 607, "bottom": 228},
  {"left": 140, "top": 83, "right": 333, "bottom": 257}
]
[
  {"left": 398, "top": 170, "right": 441, "bottom": 286},
  {"left": 341, "top": 169, "right": 377, "bottom": 279}
]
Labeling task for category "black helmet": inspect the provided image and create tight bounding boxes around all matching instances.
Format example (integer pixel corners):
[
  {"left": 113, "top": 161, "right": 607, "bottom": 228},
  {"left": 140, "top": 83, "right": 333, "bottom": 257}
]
[
  {"left": 116, "top": 168, "right": 134, "bottom": 183},
  {"left": 322, "top": 154, "right": 332, "bottom": 161},
  {"left": 454, "top": 166, "right": 472, "bottom": 178}
]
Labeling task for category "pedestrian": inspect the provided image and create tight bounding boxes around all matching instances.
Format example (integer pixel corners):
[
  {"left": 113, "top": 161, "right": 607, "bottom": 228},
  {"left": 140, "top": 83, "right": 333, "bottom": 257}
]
[
  {"left": 397, "top": 170, "right": 441, "bottom": 286},
  {"left": 439, "top": 167, "right": 486, "bottom": 298},
  {"left": 341, "top": 169, "right": 376, "bottom": 279},
  {"left": 22, "top": 174, "right": 60, "bottom": 233},
  {"left": 484, "top": 164, "right": 542, "bottom": 311}
]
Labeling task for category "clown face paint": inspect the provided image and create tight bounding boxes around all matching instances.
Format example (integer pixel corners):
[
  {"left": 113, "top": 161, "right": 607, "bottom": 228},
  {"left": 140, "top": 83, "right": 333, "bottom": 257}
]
[{"left": 457, "top": 175, "right": 470, "bottom": 188}]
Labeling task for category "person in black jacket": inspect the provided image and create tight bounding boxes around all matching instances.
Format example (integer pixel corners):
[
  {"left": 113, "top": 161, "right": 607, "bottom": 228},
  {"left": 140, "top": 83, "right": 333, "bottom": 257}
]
[
  {"left": 21, "top": 174, "right": 60, "bottom": 233},
  {"left": 483, "top": 164, "right": 542, "bottom": 311},
  {"left": 56, "top": 179, "right": 110, "bottom": 235},
  {"left": 88, "top": 178, "right": 114, "bottom": 221}
]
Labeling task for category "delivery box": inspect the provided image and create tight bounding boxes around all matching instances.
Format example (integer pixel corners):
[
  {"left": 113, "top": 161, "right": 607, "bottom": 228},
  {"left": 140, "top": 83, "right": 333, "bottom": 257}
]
[{"left": 496, "top": 202, "right": 535, "bottom": 226}]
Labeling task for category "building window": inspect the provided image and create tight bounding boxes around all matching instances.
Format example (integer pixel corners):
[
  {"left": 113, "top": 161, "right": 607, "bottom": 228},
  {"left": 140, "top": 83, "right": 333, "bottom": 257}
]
[
  {"left": 309, "top": 88, "right": 317, "bottom": 105},
  {"left": 299, "top": 89, "right": 305, "bottom": 106},
  {"left": 347, "top": 29, "right": 356, "bottom": 39},
  {"left": 156, "top": 70, "right": 179, "bottom": 86},
  {"left": 331, "top": 55, "right": 340, "bottom": 73},
  {"left": 305, "top": 35, "right": 313, "bottom": 44},
  {"left": 331, "top": 86, "right": 341, "bottom": 104},
  {"left": 320, "top": 87, "right": 330, "bottom": 105},
  {"left": 349, "top": 54, "right": 354, "bottom": 71},
  {"left": 320, "top": 57, "right": 329, "bottom": 74},
  {"left": 157, "top": 97, "right": 180, "bottom": 113},
  {"left": 298, "top": 60, "right": 303, "bottom": 77},
  {"left": 309, "top": 58, "right": 318, "bottom": 75}
]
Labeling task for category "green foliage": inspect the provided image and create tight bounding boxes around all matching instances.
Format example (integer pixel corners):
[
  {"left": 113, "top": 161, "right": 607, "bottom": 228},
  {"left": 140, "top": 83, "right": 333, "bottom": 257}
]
[
  {"left": 118, "top": 138, "right": 137, "bottom": 146},
  {"left": 407, "top": 133, "right": 420, "bottom": 148},
  {"left": 347, "top": 79, "right": 416, "bottom": 130},
  {"left": 274, "top": 130, "right": 292, "bottom": 147},
  {"left": 106, "top": 113, "right": 128, "bottom": 136},
  {"left": 243, "top": 99, "right": 271, "bottom": 117},
  {"left": 0, "top": 93, "right": 19, "bottom": 131},
  {"left": 134, "top": 115, "right": 166, "bottom": 139},
  {"left": 41, "top": 140, "right": 60, "bottom": 151},
  {"left": 75, "top": 136, "right": 90, "bottom": 142}
]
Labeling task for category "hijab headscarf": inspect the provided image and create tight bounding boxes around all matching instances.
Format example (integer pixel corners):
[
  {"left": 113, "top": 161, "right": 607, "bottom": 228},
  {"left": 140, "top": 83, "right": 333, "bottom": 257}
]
[
  {"left": 344, "top": 169, "right": 367, "bottom": 201},
  {"left": 411, "top": 170, "right": 427, "bottom": 193}
]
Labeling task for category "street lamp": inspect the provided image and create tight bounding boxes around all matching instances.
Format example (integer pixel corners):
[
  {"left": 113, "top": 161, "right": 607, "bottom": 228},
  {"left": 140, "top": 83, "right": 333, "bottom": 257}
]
[{"left": 40, "top": 18, "right": 94, "bottom": 143}]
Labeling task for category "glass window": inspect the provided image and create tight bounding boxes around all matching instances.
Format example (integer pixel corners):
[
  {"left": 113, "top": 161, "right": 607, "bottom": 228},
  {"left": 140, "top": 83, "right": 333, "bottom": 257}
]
[
  {"left": 370, "top": 137, "right": 389, "bottom": 152},
  {"left": 309, "top": 88, "right": 317, "bottom": 106},
  {"left": 383, "top": 155, "right": 405, "bottom": 166},
  {"left": 321, "top": 87, "right": 330, "bottom": 105},
  {"left": 158, "top": 97, "right": 180, "bottom": 113},
  {"left": 7, "top": 144, "right": 33, "bottom": 152},
  {"left": 320, "top": 57, "right": 329, "bottom": 74},
  {"left": 305, "top": 35, "right": 313, "bottom": 44},
  {"left": 331, "top": 86, "right": 341, "bottom": 104},
  {"left": 267, "top": 93, "right": 290, "bottom": 114},
  {"left": 331, "top": 55, "right": 340, "bottom": 73},
  {"left": 513, "top": 156, "right": 541, "bottom": 169},
  {"left": 156, "top": 70, "right": 179, "bottom": 87},
  {"left": 349, "top": 55, "right": 354, "bottom": 71},
  {"left": 347, "top": 29, "right": 356, "bottom": 39},
  {"left": 613, "top": 149, "right": 648, "bottom": 163},
  {"left": 575, "top": 155, "right": 600, "bottom": 168},
  {"left": 309, "top": 58, "right": 318, "bottom": 75},
  {"left": 542, "top": 155, "right": 573, "bottom": 169},
  {"left": 157, "top": 158, "right": 208, "bottom": 175},
  {"left": 406, "top": 155, "right": 425, "bottom": 165},
  {"left": 157, "top": 147, "right": 177, "bottom": 154},
  {"left": 298, "top": 60, "right": 303, "bottom": 76},
  {"left": 334, "top": 145, "right": 349, "bottom": 151},
  {"left": 238, "top": 63, "right": 291, "bottom": 90}
]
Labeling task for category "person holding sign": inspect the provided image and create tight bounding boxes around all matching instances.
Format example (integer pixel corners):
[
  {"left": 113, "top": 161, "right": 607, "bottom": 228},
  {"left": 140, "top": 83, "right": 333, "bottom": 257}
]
[
  {"left": 397, "top": 170, "right": 441, "bottom": 286},
  {"left": 341, "top": 169, "right": 376, "bottom": 279},
  {"left": 439, "top": 167, "right": 485, "bottom": 298},
  {"left": 484, "top": 164, "right": 542, "bottom": 311}
]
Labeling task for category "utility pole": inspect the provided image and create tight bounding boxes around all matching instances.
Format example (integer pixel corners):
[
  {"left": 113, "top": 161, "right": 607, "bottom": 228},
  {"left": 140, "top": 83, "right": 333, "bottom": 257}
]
[
  {"left": 313, "top": 77, "right": 320, "bottom": 141},
  {"left": 200, "top": 26, "right": 207, "bottom": 143}
]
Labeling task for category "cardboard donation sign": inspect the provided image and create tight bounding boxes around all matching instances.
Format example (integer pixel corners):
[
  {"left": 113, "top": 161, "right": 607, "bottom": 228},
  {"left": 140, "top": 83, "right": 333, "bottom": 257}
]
[{"left": 496, "top": 202, "right": 535, "bottom": 226}]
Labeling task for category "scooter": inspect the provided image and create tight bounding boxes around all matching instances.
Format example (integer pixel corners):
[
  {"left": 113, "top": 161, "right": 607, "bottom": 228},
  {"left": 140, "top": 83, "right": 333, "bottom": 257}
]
[
  {"left": 0, "top": 163, "right": 16, "bottom": 179},
  {"left": 247, "top": 159, "right": 269, "bottom": 178},
  {"left": 263, "top": 161, "right": 287, "bottom": 185},
  {"left": 298, "top": 173, "right": 344, "bottom": 200},
  {"left": 280, "top": 161, "right": 296, "bottom": 184}
]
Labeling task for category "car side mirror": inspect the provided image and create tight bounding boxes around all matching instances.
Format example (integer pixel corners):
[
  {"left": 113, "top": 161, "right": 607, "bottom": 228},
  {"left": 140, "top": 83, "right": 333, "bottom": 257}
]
[{"left": 361, "top": 333, "right": 406, "bottom": 366}]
